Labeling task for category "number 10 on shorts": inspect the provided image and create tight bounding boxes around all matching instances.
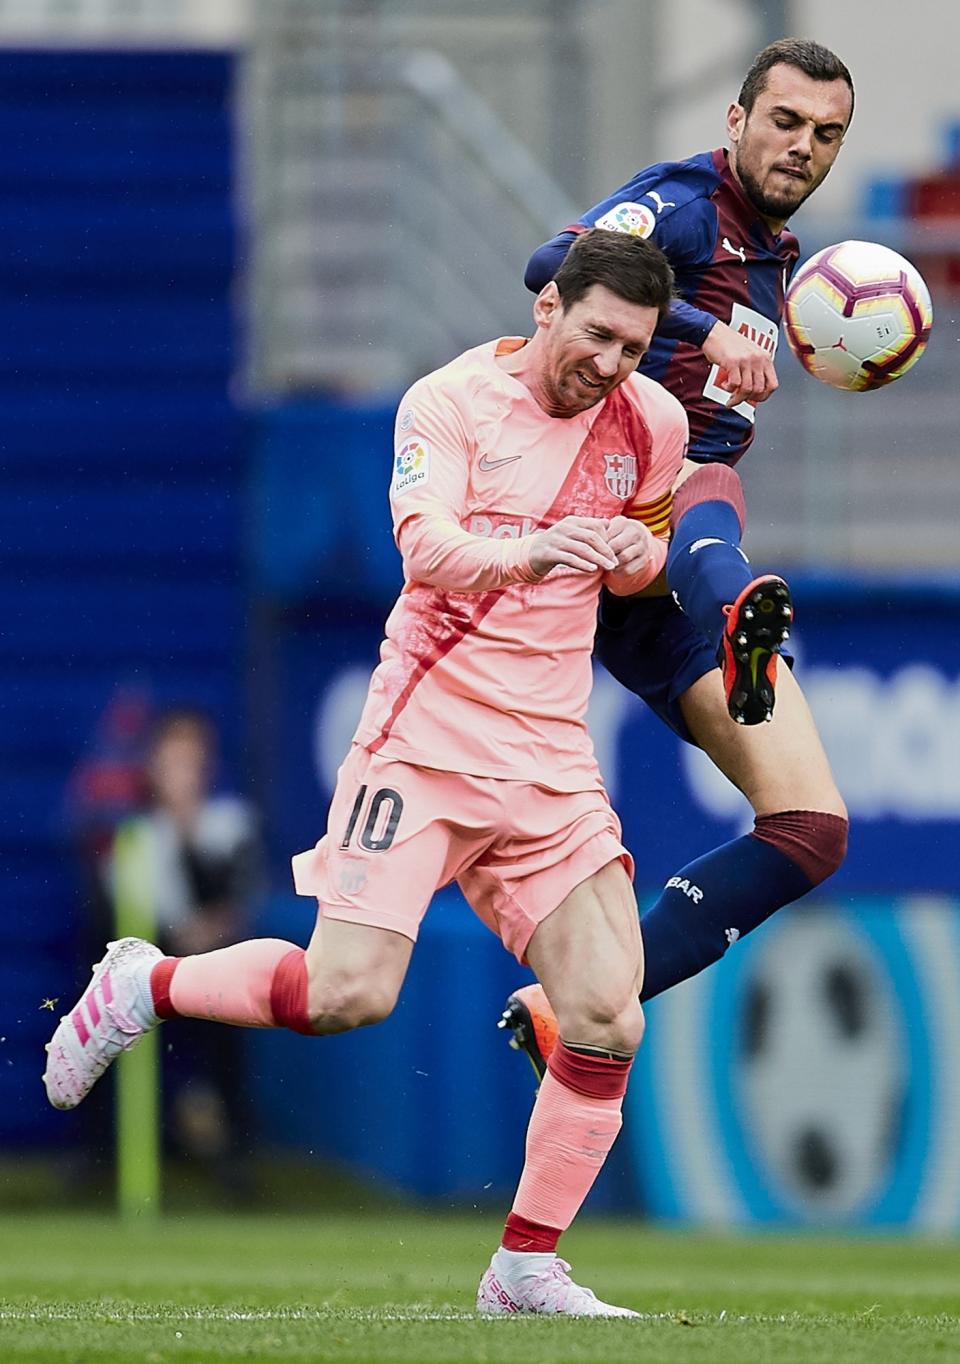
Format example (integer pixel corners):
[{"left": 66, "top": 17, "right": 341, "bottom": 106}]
[{"left": 340, "top": 784, "right": 404, "bottom": 853}]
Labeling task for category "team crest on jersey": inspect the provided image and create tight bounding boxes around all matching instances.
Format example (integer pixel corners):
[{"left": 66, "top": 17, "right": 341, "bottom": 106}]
[
  {"left": 603, "top": 452, "right": 637, "bottom": 499},
  {"left": 393, "top": 438, "right": 430, "bottom": 497},
  {"left": 595, "top": 201, "right": 656, "bottom": 239},
  {"left": 339, "top": 860, "right": 368, "bottom": 896}
]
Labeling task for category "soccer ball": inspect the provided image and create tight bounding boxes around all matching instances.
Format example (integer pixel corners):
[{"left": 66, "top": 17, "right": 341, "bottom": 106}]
[{"left": 783, "top": 240, "right": 933, "bottom": 391}]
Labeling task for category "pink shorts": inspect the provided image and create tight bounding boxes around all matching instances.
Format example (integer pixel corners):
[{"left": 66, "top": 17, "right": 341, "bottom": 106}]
[{"left": 291, "top": 745, "right": 633, "bottom": 962}]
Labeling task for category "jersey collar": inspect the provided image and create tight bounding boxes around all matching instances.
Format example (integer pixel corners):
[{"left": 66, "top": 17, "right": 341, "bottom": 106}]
[{"left": 711, "top": 146, "right": 787, "bottom": 249}]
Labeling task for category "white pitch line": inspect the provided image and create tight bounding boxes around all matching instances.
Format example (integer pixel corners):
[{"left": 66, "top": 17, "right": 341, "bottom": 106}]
[{"left": 4, "top": 1306, "right": 954, "bottom": 1328}]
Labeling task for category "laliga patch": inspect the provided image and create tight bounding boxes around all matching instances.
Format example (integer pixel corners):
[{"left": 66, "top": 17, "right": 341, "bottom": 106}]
[
  {"left": 595, "top": 201, "right": 656, "bottom": 239},
  {"left": 393, "top": 437, "right": 430, "bottom": 497}
]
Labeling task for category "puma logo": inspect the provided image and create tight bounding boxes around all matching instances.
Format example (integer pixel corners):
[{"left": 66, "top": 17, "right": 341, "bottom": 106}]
[
  {"left": 648, "top": 190, "right": 676, "bottom": 214},
  {"left": 722, "top": 237, "right": 747, "bottom": 263}
]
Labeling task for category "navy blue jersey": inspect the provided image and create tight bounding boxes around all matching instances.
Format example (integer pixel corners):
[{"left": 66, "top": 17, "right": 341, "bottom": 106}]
[{"left": 526, "top": 149, "right": 800, "bottom": 467}]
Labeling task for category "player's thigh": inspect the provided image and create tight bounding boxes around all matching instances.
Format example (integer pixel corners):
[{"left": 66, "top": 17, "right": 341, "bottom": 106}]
[
  {"left": 679, "top": 665, "right": 846, "bottom": 817},
  {"left": 525, "top": 858, "right": 644, "bottom": 1046},
  {"left": 303, "top": 915, "right": 414, "bottom": 1027},
  {"left": 295, "top": 747, "right": 483, "bottom": 1011},
  {"left": 595, "top": 590, "right": 717, "bottom": 744},
  {"left": 459, "top": 785, "right": 630, "bottom": 963}
]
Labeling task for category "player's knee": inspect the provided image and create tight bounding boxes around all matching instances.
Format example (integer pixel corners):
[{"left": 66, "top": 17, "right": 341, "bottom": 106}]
[
  {"left": 559, "top": 988, "right": 645, "bottom": 1055},
  {"left": 808, "top": 811, "right": 848, "bottom": 884},
  {"left": 754, "top": 808, "right": 849, "bottom": 888},
  {"left": 602, "top": 995, "right": 645, "bottom": 1054},
  {"left": 670, "top": 462, "right": 745, "bottom": 532},
  {"left": 620, "top": 998, "right": 645, "bottom": 1053},
  {"left": 306, "top": 971, "right": 400, "bottom": 1033}
]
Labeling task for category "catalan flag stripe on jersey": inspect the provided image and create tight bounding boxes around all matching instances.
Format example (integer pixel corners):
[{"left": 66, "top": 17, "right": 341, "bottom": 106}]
[{"left": 628, "top": 488, "right": 673, "bottom": 537}]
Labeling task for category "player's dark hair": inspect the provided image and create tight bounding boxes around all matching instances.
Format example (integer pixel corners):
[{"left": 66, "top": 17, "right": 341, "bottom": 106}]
[
  {"left": 739, "top": 38, "right": 854, "bottom": 123},
  {"left": 553, "top": 229, "right": 675, "bottom": 320}
]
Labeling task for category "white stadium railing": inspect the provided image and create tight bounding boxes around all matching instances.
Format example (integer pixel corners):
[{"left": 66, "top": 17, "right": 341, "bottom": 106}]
[{"left": 0, "top": 0, "right": 248, "bottom": 43}]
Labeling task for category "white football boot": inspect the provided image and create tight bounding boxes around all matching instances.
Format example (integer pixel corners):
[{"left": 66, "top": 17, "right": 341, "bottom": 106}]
[
  {"left": 477, "top": 1249, "right": 638, "bottom": 1317},
  {"left": 43, "top": 937, "right": 163, "bottom": 1110}
]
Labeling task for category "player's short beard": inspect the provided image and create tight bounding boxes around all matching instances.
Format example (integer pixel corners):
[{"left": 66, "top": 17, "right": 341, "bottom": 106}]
[
  {"left": 538, "top": 354, "right": 601, "bottom": 416},
  {"left": 536, "top": 370, "right": 579, "bottom": 417},
  {"left": 736, "top": 156, "right": 807, "bottom": 220},
  {"left": 736, "top": 156, "right": 815, "bottom": 222}
]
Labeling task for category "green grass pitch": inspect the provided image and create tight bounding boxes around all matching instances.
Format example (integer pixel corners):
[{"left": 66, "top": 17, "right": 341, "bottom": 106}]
[{"left": 1, "top": 1211, "right": 958, "bottom": 1363}]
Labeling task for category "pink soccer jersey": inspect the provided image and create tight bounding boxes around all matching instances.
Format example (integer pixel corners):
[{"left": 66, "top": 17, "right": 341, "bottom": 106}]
[{"left": 352, "top": 337, "right": 688, "bottom": 792}]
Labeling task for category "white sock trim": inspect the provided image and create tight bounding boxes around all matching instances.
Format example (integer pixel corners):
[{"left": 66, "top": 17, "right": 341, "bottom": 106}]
[
  {"left": 494, "top": 1247, "right": 556, "bottom": 1277},
  {"left": 129, "top": 958, "right": 161, "bottom": 1028}
]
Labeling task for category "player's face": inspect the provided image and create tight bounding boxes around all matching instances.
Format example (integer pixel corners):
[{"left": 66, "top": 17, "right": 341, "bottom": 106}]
[
  {"left": 533, "top": 283, "right": 659, "bottom": 416},
  {"left": 728, "top": 64, "right": 852, "bottom": 226}
]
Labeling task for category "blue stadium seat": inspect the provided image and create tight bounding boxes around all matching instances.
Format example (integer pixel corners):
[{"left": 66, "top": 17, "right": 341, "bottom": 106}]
[{"left": 0, "top": 50, "right": 245, "bottom": 1147}]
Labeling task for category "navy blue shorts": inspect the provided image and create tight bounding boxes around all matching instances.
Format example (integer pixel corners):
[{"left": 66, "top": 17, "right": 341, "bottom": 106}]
[
  {"left": 595, "top": 589, "right": 795, "bottom": 746},
  {"left": 594, "top": 590, "right": 718, "bottom": 746}
]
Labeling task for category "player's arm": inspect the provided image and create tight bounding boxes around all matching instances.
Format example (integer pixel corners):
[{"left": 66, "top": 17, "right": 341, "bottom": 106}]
[
  {"left": 523, "top": 219, "right": 720, "bottom": 343},
  {"left": 700, "top": 321, "right": 778, "bottom": 407},
  {"left": 602, "top": 514, "right": 667, "bottom": 594},
  {"left": 650, "top": 197, "right": 777, "bottom": 404},
  {"left": 391, "top": 391, "right": 536, "bottom": 591},
  {"left": 603, "top": 388, "right": 688, "bottom": 597},
  {"left": 524, "top": 231, "right": 578, "bottom": 293},
  {"left": 525, "top": 226, "right": 716, "bottom": 348},
  {"left": 525, "top": 190, "right": 776, "bottom": 405},
  {"left": 650, "top": 300, "right": 782, "bottom": 409},
  {"left": 392, "top": 387, "right": 614, "bottom": 591}
]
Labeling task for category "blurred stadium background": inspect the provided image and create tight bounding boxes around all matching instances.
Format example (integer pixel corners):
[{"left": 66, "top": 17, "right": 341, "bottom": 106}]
[{"left": 3, "top": 0, "right": 960, "bottom": 1243}]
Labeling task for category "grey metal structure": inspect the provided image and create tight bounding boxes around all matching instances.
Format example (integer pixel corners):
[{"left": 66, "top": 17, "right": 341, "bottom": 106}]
[
  {"left": 24, "top": 0, "right": 948, "bottom": 570},
  {"left": 243, "top": 1, "right": 581, "bottom": 393}
]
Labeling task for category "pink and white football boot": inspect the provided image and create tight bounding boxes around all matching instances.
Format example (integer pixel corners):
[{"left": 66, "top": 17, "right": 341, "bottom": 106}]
[
  {"left": 43, "top": 937, "right": 163, "bottom": 1110},
  {"left": 477, "top": 1250, "right": 638, "bottom": 1317}
]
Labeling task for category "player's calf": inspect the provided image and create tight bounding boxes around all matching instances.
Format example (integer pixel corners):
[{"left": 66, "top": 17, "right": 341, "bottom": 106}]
[{"left": 720, "top": 574, "right": 793, "bottom": 725}]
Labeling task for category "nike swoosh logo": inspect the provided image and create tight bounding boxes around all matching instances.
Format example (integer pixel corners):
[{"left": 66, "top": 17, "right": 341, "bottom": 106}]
[
  {"left": 749, "top": 646, "right": 768, "bottom": 687},
  {"left": 478, "top": 453, "right": 522, "bottom": 471}
]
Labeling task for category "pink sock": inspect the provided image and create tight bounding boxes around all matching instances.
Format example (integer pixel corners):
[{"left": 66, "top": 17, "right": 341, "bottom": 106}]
[
  {"left": 150, "top": 939, "right": 313, "bottom": 1034},
  {"left": 503, "top": 1041, "right": 633, "bottom": 1253}
]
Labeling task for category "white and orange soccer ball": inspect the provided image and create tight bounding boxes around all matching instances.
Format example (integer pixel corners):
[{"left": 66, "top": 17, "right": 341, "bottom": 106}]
[{"left": 783, "top": 240, "right": 933, "bottom": 391}]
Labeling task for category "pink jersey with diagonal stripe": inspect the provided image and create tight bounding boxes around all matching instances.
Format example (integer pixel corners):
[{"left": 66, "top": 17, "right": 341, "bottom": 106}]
[{"left": 353, "top": 337, "right": 688, "bottom": 791}]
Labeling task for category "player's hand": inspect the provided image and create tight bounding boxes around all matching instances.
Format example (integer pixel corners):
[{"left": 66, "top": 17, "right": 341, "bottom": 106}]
[
  {"left": 604, "top": 515, "right": 657, "bottom": 577},
  {"left": 702, "top": 320, "right": 778, "bottom": 407},
  {"left": 528, "top": 515, "right": 617, "bottom": 577}
]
